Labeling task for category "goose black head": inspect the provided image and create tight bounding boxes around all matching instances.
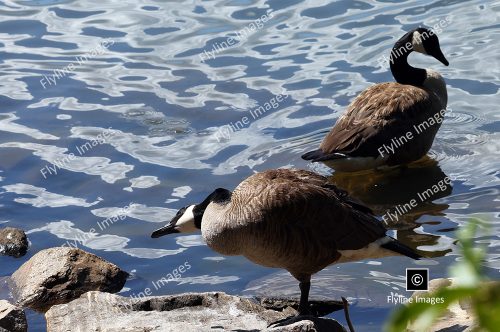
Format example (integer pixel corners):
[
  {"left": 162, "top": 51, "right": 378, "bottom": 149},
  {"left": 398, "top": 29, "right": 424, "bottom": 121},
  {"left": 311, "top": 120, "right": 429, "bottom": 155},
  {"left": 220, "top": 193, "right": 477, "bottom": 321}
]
[
  {"left": 151, "top": 205, "right": 197, "bottom": 237},
  {"left": 151, "top": 188, "right": 231, "bottom": 238},
  {"left": 410, "top": 27, "right": 449, "bottom": 66}
]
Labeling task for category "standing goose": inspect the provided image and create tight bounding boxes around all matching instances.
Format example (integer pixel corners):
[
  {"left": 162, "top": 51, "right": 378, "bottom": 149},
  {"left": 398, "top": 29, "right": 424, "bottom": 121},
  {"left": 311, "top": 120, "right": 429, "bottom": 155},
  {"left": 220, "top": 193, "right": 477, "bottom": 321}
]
[
  {"left": 302, "top": 27, "right": 449, "bottom": 172},
  {"left": 152, "top": 169, "right": 420, "bottom": 319}
]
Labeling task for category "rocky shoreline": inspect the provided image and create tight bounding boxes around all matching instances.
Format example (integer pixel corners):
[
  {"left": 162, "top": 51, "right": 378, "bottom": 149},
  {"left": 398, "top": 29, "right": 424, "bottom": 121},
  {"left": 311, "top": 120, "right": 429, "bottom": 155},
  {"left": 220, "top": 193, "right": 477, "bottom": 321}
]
[
  {"left": 0, "top": 227, "right": 478, "bottom": 331},
  {"left": 0, "top": 233, "right": 346, "bottom": 332}
]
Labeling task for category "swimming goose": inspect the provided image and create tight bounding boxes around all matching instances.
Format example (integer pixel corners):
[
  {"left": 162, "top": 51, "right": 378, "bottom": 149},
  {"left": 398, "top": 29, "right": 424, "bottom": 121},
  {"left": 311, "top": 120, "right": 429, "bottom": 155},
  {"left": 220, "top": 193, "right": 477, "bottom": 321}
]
[
  {"left": 152, "top": 169, "right": 420, "bottom": 317},
  {"left": 302, "top": 27, "right": 449, "bottom": 172}
]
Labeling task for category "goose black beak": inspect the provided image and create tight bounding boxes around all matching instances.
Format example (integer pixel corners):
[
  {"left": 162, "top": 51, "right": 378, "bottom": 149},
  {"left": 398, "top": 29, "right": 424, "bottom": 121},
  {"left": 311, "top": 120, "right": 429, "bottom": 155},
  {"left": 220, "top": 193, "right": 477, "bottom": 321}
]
[
  {"left": 151, "top": 223, "right": 179, "bottom": 238},
  {"left": 431, "top": 48, "right": 449, "bottom": 66}
]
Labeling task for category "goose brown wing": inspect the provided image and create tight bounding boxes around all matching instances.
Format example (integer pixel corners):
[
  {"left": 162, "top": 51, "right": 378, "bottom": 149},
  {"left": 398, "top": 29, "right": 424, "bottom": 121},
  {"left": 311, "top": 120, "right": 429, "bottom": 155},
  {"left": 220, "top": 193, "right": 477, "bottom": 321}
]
[
  {"left": 319, "top": 83, "right": 437, "bottom": 158},
  {"left": 236, "top": 169, "right": 387, "bottom": 251}
]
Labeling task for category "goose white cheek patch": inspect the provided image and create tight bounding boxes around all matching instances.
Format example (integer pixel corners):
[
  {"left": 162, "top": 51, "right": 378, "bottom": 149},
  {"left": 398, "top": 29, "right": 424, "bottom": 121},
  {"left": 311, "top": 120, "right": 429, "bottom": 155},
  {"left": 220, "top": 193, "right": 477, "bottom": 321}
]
[
  {"left": 176, "top": 205, "right": 198, "bottom": 233},
  {"left": 411, "top": 31, "right": 427, "bottom": 54}
]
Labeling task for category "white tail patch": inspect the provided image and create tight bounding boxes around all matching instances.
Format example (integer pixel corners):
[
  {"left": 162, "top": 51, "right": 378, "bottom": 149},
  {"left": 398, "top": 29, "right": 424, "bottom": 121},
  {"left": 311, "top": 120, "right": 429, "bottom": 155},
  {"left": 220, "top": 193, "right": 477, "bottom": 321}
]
[{"left": 336, "top": 236, "right": 397, "bottom": 263}]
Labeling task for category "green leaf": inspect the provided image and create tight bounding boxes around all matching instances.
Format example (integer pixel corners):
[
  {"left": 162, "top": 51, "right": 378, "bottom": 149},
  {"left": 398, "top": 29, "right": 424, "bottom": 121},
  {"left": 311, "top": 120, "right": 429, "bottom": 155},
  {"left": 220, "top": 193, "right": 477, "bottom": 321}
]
[
  {"left": 386, "top": 218, "right": 497, "bottom": 331},
  {"left": 386, "top": 287, "right": 476, "bottom": 332}
]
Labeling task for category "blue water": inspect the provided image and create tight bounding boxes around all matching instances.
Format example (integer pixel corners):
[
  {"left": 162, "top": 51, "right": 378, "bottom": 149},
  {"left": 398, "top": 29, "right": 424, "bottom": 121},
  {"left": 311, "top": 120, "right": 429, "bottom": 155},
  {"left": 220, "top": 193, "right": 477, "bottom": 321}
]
[{"left": 0, "top": 0, "right": 499, "bottom": 331}]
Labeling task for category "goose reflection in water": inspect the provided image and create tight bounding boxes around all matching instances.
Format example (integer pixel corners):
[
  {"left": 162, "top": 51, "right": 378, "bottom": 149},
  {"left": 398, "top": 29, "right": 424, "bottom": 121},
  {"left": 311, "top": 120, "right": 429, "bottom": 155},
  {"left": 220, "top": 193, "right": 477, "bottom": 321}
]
[{"left": 328, "top": 157, "right": 453, "bottom": 258}]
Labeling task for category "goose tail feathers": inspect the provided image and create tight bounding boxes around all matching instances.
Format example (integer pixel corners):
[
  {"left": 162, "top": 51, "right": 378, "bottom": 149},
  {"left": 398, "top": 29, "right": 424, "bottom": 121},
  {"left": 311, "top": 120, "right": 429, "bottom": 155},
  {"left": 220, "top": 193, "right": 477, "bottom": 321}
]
[{"left": 301, "top": 149, "right": 347, "bottom": 162}]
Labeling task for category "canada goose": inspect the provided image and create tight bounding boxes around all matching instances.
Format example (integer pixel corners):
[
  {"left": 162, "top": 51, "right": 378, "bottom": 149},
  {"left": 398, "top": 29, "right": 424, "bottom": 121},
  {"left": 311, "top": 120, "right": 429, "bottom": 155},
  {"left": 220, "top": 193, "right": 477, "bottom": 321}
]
[
  {"left": 152, "top": 169, "right": 420, "bottom": 320},
  {"left": 302, "top": 27, "right": 449, "bottom": 172}
]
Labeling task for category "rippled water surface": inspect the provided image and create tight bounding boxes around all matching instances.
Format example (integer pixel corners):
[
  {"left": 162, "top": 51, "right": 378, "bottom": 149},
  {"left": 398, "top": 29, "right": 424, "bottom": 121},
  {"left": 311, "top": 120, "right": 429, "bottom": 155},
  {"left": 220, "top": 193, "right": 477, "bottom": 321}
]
[{"left": 0, "top": 0, "right": 499, "bottom": 330}]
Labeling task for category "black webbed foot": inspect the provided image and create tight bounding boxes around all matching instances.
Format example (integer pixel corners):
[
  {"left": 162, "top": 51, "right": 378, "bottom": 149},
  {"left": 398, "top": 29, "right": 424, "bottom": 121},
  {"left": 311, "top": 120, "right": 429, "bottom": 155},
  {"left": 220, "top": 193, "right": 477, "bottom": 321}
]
[{"left": 267, "top": 313, "right": 316, "bottom": 328}]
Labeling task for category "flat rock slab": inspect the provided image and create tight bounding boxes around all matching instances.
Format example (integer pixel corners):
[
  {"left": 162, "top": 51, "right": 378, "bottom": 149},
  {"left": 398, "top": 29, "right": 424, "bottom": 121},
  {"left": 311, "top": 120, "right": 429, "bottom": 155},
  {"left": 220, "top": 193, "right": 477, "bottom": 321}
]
[
  {"left": 0, "top": 227, "right": 28, "bottom": 258},
  {"left": 45, "top": 291, "right": 346, "bottom": 332},
  {"left": 10, "top": 247, "right": 128, "bottom": 312},
  {"left": 0, "top": 300, "right": 27, "bottom": 332}
]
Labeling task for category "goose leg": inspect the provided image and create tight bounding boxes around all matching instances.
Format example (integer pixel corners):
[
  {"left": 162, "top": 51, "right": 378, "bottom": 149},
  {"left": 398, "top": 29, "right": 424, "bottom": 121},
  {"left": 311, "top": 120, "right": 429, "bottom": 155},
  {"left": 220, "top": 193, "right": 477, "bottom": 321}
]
[
  {"left": 268, "top": 275, "right": 313, "bottom": 328},
  {"left": 298, "top": 281, "right": 311, "bottom": 314}
]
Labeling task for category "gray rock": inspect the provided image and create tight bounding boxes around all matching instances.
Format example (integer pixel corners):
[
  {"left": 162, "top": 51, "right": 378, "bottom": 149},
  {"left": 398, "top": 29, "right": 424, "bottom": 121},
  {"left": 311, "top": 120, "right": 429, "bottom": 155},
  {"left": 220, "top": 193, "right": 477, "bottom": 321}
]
[
  {"left": 0, "top": 228, "right": 28, "bottom": 258},
  {"left": 0, "top": 300, "right": 27, "bottom": 332},
  {"left": 10, "top": 247, "right": 128, "bottom": 312},
  {"left": 45, "top": 291, "right": 346, "bottom": 332}
]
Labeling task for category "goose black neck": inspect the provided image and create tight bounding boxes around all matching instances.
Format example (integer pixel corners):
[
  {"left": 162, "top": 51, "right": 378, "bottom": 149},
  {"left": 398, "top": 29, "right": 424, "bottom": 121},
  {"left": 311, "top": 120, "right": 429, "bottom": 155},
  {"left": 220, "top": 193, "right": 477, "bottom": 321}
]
[
  {"left": 208, "top": 188, "right": 232, "bottom": 204},
  {"left": 389, "top": 34, "right": 427, "bottom": 86},
  {"left": 193, "top": 188, "right": 232, "bottom": 228},
  {"left": 195, "top": 188, "right": 231, "bottom": 211}
]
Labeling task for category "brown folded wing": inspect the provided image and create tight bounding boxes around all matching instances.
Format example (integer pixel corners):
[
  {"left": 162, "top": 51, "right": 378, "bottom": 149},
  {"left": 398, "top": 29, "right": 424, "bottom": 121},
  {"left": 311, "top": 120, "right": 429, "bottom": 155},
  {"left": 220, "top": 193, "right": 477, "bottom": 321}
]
[
  {"left": 232, "top": 169, "right": 387, "bottom": 274},
  {"left": 320, "top": 83, "right": 440, "bottom": 161}
]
